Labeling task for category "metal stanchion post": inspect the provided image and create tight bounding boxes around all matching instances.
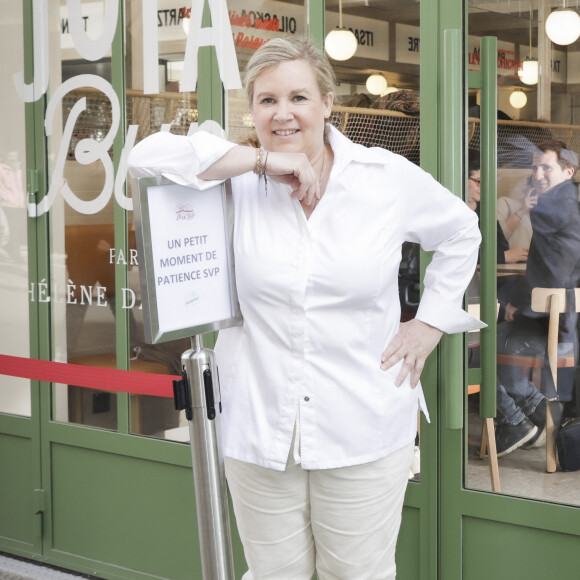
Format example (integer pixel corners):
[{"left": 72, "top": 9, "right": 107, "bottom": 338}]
[{"left": 173, "top": 335, "right": 235, "bottom": 580}]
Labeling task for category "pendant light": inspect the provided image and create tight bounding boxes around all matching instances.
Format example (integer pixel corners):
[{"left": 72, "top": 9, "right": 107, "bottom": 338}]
[
  {"left": 509, "top": 90, "right": 528, "bottom": 109},
  {"left": 366, "top": 74, "right": 388, "bottom": 95},
  {"left": 545, "top": 1, "right": 580, "bottom": 46},
  {"left": 325, "top": 0, "right": 358, "bottom": 61},
  {"left": 519, "top": 7, "right": 538, "bottom": 85},
  {"left": 520, "top": 60, "right": 539, "bottom": 85}
]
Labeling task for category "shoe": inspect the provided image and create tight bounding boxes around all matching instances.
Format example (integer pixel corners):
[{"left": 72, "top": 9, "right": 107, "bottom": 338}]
[
  {"left": 496, "top": 418, "right": 538, "bottom": 457},
  {"left": 522, "top": 400, "right": 547, "bottom": 449},
  {"left": 528, "top": 399, "right": 546, "bottom": 429},
  {"left": 523, "top": 426, "right": 546, "bottom": 449}
]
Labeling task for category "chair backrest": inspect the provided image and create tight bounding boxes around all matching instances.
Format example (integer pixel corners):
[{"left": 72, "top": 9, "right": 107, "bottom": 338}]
[
  {"left": 530, "top": 288, "right": 580, "bottom": 386},
  {"left": 531, "top": 288, "right": 580, "bottom": 314}
]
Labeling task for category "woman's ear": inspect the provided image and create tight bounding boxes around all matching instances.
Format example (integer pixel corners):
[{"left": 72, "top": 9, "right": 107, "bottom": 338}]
[{"left": 323, "top": 92, "right": 334, "bottom": 118}]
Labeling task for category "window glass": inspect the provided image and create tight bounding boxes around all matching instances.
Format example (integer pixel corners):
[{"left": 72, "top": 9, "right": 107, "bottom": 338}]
[
  {"left": 125, "top": 0, "right": 200, "bottom": 440},
  {"left": 49, "top": 0, "right": 118, "bottom": 429},
  {"left": 467, "top": 1, "right": 580, "bottom": 506}
]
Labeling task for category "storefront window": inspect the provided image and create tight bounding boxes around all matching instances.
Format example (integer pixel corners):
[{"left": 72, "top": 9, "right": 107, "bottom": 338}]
[
  {"left": 43, "top": 0, "right": 119, "bottom": 428},
  {"left": 125, "top": 0, "right": 200, "bottom": 439},
  {"left": 467, "top": 1, "right": 580, "bottom": 506},
  {"left": 0, "top": 0, "right": 30, "bottom": 417}
]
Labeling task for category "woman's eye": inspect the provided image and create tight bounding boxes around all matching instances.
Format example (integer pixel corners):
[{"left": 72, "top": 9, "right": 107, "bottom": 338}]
[
  {"left": 294, "top": 95, "right": 306, "bottom": 102},
  {"left": 260, "top": 97, "right": 274, "bottom": 104}
]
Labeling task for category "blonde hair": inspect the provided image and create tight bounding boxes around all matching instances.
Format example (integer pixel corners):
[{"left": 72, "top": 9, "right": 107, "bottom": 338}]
[{"left": 244, "top": 36, "right": 337, "bottom": 106}]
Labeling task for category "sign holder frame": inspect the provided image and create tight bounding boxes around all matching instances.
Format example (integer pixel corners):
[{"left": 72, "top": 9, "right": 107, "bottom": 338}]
[{"left": 134, "top": 175, "right": 242, "bottom": 344}]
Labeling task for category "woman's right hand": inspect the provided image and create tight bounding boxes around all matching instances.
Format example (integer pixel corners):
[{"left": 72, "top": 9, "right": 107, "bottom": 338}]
[{"left": 265, "top": 151, "right": 321, "bottom": 206}]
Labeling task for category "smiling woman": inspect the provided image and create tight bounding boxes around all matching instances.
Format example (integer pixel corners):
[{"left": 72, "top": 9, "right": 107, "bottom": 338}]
[
  {"left": 251, "top": 59, "right": 333, "bottom": 160},
  {"left": 128, "top": 35, "right": 483, "bottom": 580}
]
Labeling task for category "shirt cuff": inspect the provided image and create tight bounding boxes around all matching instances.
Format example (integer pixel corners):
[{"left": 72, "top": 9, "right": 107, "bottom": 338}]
[{"left": 415, "top": 287, "right": 487, "bottom": 334}]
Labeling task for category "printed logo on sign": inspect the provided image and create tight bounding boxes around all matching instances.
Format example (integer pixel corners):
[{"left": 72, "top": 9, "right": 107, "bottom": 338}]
[{"left": 176, "top": 204, "right": 194, "bottom": 221}]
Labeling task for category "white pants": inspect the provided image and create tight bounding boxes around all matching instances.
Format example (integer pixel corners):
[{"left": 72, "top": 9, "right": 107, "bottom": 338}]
[{"left": 224, "top": 443, "right": 414, "bottom": 580}]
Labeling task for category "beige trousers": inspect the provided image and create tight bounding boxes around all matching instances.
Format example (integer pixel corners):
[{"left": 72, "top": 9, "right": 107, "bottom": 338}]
[{"left": 225, "top": 443, "right": 414, "bottom": 580}]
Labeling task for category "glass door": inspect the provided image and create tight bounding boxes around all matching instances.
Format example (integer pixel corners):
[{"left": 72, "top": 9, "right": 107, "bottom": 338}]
[
  {"left": 440, "top": 1, "right": 580, "bottom": 578},
  {"left": 466, "top": 0, "right": 580, "bottom": 507}
]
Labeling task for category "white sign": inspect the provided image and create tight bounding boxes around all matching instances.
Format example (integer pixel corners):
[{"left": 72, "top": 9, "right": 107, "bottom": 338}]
[{"left": 135, "top": 178, "right": 241, "bottom": 342}]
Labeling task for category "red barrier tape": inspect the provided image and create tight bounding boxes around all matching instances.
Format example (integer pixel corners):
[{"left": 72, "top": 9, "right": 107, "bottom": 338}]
[{"left": 0, "top": 354, "right": 179, "bottom": 398}]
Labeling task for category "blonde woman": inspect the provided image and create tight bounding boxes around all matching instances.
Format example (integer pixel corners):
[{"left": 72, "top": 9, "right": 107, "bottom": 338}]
[{"left": 129, "top": 36, "right": 482, "bottom": 580}]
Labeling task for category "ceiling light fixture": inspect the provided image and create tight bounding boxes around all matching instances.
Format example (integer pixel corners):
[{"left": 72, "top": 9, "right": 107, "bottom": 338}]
[
  {"left": 545, "top": 5, "right": 580, "bottom": 45},
  {"left": 366, "top": 74, "right": 388, "bottom": 96},
  {"left": 509, "top": 90, "right": 527, "bottom": 109},
  {"left": 518, "top": 6, "right": 538, "bottom": 85},
  {"left": 325, "top": 0, "right": 357, "bottom": 61}
]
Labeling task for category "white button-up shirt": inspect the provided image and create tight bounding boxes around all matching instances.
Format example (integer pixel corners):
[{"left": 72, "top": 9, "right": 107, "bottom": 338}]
[{"left": 129, "top": 125, "right": 483, "bottom": 471}]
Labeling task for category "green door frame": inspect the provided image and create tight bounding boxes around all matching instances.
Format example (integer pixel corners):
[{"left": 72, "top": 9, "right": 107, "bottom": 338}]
[{"left": 7, "top": 1, "right": 579, "bottom": 579}]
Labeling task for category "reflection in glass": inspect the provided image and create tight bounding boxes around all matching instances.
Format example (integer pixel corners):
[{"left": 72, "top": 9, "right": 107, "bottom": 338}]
[
  {"left": 49, "top": 0, "right": 119, "bottom": 429},
  {"left": 125, "top": 0, "right": 200, "bottom": 440},
  {"left": 467, "top": 0, "right": 580, "bottom": 506}
]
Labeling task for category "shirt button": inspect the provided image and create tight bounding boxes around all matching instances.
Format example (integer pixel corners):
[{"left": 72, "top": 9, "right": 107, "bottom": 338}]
[{"left": 304, "top": 396, "right": 310, "bottom": 402}]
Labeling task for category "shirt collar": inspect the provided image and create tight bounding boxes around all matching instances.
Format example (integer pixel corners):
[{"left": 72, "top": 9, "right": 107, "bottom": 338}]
[{"left": 327, "top": 124, "right": 391, "bottom": 172}]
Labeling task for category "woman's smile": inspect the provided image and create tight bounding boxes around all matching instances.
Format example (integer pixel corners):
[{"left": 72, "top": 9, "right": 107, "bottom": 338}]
[{"left": 273, "top": 129, "right": 299, "bottom": 137}]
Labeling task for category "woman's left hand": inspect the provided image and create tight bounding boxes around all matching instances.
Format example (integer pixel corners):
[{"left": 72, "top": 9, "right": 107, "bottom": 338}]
[{"left": 380, "top": 319, "right": 444, "bottom": 388}]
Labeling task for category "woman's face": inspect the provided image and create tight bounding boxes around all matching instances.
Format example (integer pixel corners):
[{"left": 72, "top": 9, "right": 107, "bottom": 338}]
[
  {"left": 468, "top": 169, "right": 481, "bottom": 205},
  {"left": 251, "top": 59, "right": 334, "bottom": 160}
]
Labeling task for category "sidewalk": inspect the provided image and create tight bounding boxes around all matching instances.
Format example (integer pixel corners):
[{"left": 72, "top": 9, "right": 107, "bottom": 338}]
[{"left": 0, "top": 555, "right": 93, "bottom": 580}]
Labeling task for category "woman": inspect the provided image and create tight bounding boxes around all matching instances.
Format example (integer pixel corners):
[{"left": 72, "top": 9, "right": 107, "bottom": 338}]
[
  {"left": 467, "top": 154, "right": 528, "bottom": 264},
  {"left": 496, "top": 178, "right": 535, "bottom": 250},
  {"left": 129, "top": 36, "right": 483, "bottom": 580}
]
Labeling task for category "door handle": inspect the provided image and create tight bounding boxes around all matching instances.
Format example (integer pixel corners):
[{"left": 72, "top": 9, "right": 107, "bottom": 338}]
[
  {"left": 478, "top": 36, "right": 498, "bottom": 420},
  {"left": 441, "top": 29, "right": 464, "bottom": 430}
]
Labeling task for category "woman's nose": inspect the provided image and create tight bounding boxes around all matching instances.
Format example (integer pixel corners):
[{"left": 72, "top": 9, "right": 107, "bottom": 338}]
[{"left": 273, "top": 101, "right": 294, "bottom": 122}]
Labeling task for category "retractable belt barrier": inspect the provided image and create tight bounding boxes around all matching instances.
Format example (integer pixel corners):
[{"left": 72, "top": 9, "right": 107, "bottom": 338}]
[{"left": 0, "top": 354, "right": 178, "bottom": 398}]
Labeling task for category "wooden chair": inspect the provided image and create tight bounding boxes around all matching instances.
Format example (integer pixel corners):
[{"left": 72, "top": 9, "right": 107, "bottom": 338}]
[
  {"left": 467, "top": 303, "right": 500, "bottom": 492},
  {"left": 469, "top": 383, "right": 501, "bottom": 492},
  {"left": 497, "top": 288, "right": 579, "bottom": 473}
]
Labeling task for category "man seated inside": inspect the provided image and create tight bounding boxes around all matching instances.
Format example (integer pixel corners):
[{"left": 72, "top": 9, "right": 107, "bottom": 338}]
[{"left": 495, "top": 140, "right": 580, "bottom": 456}]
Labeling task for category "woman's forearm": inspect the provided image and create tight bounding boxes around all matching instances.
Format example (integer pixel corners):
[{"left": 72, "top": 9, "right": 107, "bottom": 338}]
[{"left": 198, "top": 145, "right": 258, "bottom": 181}]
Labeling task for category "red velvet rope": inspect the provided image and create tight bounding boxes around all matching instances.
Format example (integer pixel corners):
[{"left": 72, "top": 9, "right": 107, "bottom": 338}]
[{"left": 0, "top": 354, "right": 179, "bottom": 398}]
